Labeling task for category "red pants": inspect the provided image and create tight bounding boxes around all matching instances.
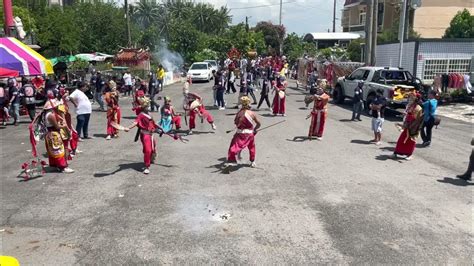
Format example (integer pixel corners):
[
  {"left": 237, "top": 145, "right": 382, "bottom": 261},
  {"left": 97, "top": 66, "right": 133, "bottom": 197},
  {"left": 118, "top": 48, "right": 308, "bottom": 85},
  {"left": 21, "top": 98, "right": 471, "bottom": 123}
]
[
  {"left": 140, "top": 133, "right": 156, "bottom": 167},
  {"left": 272, "top": 94, "right": 286, "bottom": 115},
  {"left": 189, "top": 106, "right": 213, "bottom": 129},
  {"left": 227, "top": 133, "right": 256, "bottom": 162},
  {"left": 107, "top": 108, "right": 121, "bottom": 136},
  {"left": 309, "top": 110, "right": 326, "bottom": 137},
  {"left": 394, "top": 129, "right": 416, "bottom": 156},
  {"left": 70, "top": 130, "right": 78, "bottom": 151},
  {"left": 173, "top": 116, "right": 181, "bottom": 129}
]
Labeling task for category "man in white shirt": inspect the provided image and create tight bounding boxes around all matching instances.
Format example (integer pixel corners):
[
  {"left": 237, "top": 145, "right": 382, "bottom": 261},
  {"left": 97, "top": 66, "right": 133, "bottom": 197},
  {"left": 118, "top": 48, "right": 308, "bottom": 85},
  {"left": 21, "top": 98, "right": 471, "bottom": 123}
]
[
  {"left": 68, "top": 82, "right": 93, "bottom": 140},
  {"left": 123, "top": 71, "right": 133, "bottom": 96}
]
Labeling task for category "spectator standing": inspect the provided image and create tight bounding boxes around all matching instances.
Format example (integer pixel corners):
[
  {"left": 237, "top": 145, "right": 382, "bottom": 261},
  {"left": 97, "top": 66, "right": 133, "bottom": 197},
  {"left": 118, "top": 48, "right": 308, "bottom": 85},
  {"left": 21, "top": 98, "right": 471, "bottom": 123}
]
[
  {"left": 0, "top": 82, "right": 8, "bottom": 126},
  {"left": 7, "top": 78, "right": 20, "bottom": 126},
  {"left": 369, "top": 89, "right": 387, "bottom": 145},
  {"left": 156, "top": 65, "right": 165, "bottom": 92},
  {"left": 351, "top": 81, "right": 364, "bottom": 121},
  {"left": 95, "top": 72, "right": 105, "bottom": 111},
  {"left": 68, "top": 82, "right": 93, "bottom": 141},
  {"left": 123, "top": 71, "right": 133, "bottom": 96},
  {"left": 20, "top": 78, "right": 37, "bottom": 121},
  {"left": 420, "top": 90, "right": 438, "bottom": 147},
  {"left": 457, "top": 138, "right": 473, "bottom": 181}
]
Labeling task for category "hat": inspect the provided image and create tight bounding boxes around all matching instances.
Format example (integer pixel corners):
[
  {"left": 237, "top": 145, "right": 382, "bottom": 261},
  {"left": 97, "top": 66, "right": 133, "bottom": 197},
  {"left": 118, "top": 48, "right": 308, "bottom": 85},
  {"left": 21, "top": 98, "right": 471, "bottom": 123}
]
[
  {"left": 138, "top": 96, "right": 151, "bottom": 108},
  {"left": 164, "top": 96, "right": 171, "bottom": 103},
  {"left": 240, "top": 96, "right": 251, "bottom": 108},
  {"left": 44, "top": 99, "right": 59, "bottom": 110}
]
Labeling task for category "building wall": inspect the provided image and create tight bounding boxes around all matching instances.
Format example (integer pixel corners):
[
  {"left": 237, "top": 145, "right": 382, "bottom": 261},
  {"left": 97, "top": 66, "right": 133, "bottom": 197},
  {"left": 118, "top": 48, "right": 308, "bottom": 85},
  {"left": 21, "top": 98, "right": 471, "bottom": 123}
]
[
  {"left": 413, "top": 0, "right": 474, "bottom": 38},
  {"left": 415, "top": 41, "right": 474, "bottom": 82},
  {"left": 375, "top": 41, "right": 416, "bottom": 73}
]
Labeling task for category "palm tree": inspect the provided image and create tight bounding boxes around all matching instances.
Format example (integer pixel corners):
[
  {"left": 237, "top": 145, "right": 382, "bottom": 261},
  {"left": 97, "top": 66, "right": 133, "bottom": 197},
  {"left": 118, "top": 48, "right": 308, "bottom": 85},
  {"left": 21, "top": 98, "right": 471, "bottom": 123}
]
[{"left": 133, "top": 0, "right": 160, "bottom": 29}]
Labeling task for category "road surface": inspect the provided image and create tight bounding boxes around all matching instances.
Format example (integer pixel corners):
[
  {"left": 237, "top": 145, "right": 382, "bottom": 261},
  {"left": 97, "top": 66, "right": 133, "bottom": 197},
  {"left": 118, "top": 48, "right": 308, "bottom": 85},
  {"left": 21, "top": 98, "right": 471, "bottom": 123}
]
[{"left": 1, "top": 80, "right": 472, "bottom": 264}]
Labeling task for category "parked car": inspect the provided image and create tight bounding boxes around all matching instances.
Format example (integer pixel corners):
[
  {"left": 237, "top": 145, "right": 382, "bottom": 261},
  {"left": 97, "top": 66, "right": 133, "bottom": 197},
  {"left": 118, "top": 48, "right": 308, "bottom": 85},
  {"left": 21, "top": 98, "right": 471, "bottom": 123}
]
[
  {"left": 187, "top": 62, "right": 213, "bottom": 82},
  {"left": 333, "top": 67, "right": 423, "bottom": 108},
  {"left": 204, "top": 60, "right": 219, "bottom": 72}
]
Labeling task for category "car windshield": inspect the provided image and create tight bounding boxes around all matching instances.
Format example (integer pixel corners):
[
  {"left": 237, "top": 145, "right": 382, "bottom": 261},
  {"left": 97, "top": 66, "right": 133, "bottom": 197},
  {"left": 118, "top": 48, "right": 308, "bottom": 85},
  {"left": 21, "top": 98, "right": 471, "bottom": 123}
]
[
  {"left": 190, "top": 64, "right": 208, "bottom": 70},
  {"left": 381, "top": 71, "right": 406, "bottom": 80}
]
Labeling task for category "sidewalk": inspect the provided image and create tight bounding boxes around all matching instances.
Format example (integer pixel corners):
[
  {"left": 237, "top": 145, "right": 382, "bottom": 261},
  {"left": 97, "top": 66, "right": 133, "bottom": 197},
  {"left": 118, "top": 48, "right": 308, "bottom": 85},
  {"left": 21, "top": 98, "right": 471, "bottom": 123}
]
[{"left": 437, "top": 103, "right": 473, "bottom": 123}]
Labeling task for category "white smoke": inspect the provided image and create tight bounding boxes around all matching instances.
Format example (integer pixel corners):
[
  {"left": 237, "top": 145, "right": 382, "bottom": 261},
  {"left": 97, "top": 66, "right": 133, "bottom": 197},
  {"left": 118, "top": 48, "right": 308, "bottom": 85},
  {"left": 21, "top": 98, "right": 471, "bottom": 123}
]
[{"left": 154, "top": 42, "right": 184, "bottom": 73}]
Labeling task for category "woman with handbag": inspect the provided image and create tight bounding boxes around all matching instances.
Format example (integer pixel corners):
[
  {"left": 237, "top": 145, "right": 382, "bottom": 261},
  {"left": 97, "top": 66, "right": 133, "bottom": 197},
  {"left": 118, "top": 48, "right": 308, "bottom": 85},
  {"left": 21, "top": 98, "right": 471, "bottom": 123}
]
[{"left": 421, "top": 90, "right": 439, "bottom": 147}]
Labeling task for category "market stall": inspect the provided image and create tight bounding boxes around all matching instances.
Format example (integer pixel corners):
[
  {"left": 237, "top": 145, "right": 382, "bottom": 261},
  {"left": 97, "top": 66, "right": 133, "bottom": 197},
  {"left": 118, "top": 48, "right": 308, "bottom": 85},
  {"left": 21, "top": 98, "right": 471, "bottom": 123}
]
[{"left": 0, "top": 37, "right": 54, "bottom": 76}]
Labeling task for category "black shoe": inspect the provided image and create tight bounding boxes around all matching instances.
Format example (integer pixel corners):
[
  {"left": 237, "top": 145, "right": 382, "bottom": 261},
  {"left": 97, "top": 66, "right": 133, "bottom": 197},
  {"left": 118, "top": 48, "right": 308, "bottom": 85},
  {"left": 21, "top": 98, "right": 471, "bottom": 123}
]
[
  {"left": 357, "top": 118, "right": 362, "bottom": 121},
  {"left": 456, "top": 174, "right": 472, "bottom": 181},
  {"left": 351, "top": 118, "right": 356, "bottom": 121},
  {"left": 422, "top": 141, "right": 431, "bottom": 147}
]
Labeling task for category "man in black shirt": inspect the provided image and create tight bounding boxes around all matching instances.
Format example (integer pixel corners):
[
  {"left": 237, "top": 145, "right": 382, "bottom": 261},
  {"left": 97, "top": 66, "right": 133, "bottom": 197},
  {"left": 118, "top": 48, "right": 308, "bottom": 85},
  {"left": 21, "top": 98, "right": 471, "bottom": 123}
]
[
  {"left": 8, "top": 78, "right": 21, "bottom": 126},
  {"left": 369, "top": 89, "right": 387, "bottom": 145},
  {"left": 351, "top": 81, "right": 364, "bottom": 121},
  {"left": 95, "top": 72, "right": 105, "bottom": 111}
]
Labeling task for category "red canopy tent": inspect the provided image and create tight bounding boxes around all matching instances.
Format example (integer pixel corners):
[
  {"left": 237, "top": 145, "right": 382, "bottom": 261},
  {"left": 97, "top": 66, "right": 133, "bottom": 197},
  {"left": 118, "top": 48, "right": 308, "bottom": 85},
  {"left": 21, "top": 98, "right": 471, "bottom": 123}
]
[{"left": 0, "top": 67, "right": 19, "bottom": 77}]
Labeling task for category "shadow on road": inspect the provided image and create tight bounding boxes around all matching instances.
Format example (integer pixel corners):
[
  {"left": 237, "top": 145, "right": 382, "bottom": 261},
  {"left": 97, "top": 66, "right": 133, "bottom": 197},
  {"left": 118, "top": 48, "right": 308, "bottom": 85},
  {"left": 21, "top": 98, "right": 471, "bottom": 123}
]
[
  {"left": 94, "top": 162, "right": 144, "bottom": 177},
  {"left": 375, "top": 154, "right": 403, "bottom": 162},
  {"left": 351, "top": 139, "right": 372, "bottom": 145},
  {"left": 379, "top": 146, "right": 395, "bottom": 152},
  {"left": 93, "top": 133, "right": 108, "bottom": 138},
  {"left": 286, "top": 136, "right": 311, "bottom": 142},
  {"left": 207, "top": 157, "right": 247, "bottom": 174},
  {"left": 437, "top": 177, "right": 474, "bottom": 186}
]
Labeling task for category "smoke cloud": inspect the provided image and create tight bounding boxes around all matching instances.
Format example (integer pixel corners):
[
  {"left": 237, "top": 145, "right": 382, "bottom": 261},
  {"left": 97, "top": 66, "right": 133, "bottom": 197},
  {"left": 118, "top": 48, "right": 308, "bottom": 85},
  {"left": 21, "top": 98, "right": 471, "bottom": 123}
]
[{"left": 154, "top": 42, "right": 184, "bottom": 73}]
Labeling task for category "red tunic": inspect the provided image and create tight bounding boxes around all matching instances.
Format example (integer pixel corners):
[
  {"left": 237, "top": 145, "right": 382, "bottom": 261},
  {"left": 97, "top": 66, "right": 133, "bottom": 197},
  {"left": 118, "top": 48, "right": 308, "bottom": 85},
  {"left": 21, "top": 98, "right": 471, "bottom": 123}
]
[
  {"left": 309, "top": 93, "right": 329, "bottom": 138},
  {"left": 135, "top": 113, "right": 157, "bottom": 167},
  {"left": 227, "top": 110, "right": 257, "bottom": 162}
]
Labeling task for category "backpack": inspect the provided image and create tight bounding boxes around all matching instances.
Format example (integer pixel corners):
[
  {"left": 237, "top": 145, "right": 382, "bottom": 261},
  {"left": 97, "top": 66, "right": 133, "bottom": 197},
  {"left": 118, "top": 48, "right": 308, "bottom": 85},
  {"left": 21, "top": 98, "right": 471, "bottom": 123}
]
[{"left": 23, "top": 85, "right": 36, "bottom": 105}]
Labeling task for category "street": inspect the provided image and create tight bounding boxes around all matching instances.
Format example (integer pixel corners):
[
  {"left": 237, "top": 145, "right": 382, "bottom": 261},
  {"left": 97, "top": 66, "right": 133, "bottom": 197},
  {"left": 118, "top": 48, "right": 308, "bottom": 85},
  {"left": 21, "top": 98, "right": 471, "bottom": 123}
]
[{"left": 1, "top": 80, "right": 472, "bottom": 264}]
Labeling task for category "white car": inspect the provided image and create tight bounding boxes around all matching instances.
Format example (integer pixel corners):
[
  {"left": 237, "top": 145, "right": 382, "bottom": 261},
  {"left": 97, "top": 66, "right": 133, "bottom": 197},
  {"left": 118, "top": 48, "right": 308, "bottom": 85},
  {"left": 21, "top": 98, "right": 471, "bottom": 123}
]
[
  {"left": 204, "top": 60, "right": 219, "bottom": 72},
  {"left": 187, "top": 62, "right": 213, "bottom": 82}
]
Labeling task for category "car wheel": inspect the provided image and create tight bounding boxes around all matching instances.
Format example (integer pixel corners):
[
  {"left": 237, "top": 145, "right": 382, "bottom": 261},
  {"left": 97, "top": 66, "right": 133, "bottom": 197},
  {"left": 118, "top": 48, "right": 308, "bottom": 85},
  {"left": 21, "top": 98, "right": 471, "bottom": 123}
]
[{"left": 333, "top": 85, "right": 345, "bottom": 104}]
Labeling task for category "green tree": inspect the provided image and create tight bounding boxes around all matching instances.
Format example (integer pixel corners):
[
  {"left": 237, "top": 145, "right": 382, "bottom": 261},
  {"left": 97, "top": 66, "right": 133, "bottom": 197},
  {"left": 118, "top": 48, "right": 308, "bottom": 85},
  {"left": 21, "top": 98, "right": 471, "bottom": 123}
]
[
  {"left": 378, "top": 19, "right": 420, "bottom": 43},
  {"left": 444, "top": 9, "right": 474, "bottom": 38},
  {"left": 283, "top": 33, "right": 304, "bottom": 62},
  {"left": 254, "top": 21, "right": 286, "bottom": 53},
  {"left": 346, "top": 38, "right": 364, "bottom": 62},
  {"left": 133, "top": 0, "right": 160, "bottom": 29},
  {"left": 192, "top": 48, "right": 218, "bottom": 62},
  {"left": 35, "top": 6, "right": 80, "bottom": 56}
]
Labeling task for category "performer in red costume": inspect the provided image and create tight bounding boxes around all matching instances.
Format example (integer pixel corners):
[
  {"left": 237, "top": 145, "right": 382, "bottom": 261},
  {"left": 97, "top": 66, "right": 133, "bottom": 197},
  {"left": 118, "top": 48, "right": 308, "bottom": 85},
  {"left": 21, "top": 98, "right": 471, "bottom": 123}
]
[
  {"left": 105, "top": 89, "right": 121, "bottom": 140},
  {"left": 132, "top": 87, "right": 146, "bottom": 115},
  {"left": 226, "top": 96, "right": 261, "bottom": 168},
  {"left": 57, "top": 87, "right": 79, "bottom": 158},
  {"left": 123, "top": 97, "right": 163, "bottom": 174},
  {"left": 307, "top": 87, "right": 330, "bottom": 140},
  {"left": 31, "top": 99, "right": 75, "bottom": 173},
  {"left": 272, "top": 76, "right": 287, "bottom": 116},
  {"left": 182, "top": 82, "right": 216, "bottom": 134}
]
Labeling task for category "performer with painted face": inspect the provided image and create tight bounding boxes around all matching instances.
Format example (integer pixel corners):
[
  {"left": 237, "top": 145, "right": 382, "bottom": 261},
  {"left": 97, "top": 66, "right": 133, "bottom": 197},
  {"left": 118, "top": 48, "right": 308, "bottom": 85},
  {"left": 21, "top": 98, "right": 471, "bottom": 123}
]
[
  {"left": 57, "top": 86, "right": 80, "bottom": 159},
  {"left": 123, "top": 97, "right": 162, "bottom": 174},
  {"left": 391, "top": 92, "right": 424, "bottom": 160},
  {"left": 160, "top": 96, "right": 181, "bottom": 133},
  {"left": 30, "top": 99, "right": 75, "bottom": 173},
  {"left": 226, "top": 96, "right": 261, "bottom": 168},
  {"left": 105, "top": 87, "right": 121, "bottom": 140},
  {"left": 272, "top": 76, "right": 287, "bottom": 116},
  {"left": 307, "top": 87, "right": 330, "bottom": 140},
  {"left": 182, "top": 82, "right": 216, "bottom": 134}
]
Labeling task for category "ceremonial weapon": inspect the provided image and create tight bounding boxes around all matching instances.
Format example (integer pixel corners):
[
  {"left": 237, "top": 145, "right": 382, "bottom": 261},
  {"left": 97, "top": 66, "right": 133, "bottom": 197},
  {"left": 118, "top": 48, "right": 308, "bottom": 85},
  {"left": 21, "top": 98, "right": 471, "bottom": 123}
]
[{"left": 225, "top": 120, "right": 286, "bottom": 134}]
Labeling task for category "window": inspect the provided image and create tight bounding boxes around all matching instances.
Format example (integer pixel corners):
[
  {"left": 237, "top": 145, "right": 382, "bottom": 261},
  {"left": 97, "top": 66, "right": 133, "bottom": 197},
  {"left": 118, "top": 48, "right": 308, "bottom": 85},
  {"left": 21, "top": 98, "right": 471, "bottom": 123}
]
[
  {"left": 349, "top": 69, "right": 369, "bottom": 80},
  {"left": 359, "top": 10, "right": 366, "bottom": 25},
  {"left": 190, "top": 63, "right": 208, "bottom": 70},
  {"left": 422, "top": 59, "right": 471, "bottom": 82},
  {"left": 381, "top": 71, "right": 406, "bottom": 81}
]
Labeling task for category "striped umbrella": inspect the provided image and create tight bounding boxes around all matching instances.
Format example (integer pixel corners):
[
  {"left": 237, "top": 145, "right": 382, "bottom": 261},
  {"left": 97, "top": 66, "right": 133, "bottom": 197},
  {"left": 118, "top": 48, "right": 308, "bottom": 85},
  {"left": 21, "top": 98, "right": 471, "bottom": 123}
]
[{"left": 0, "top": 37, "right": 54, "bottom": 76}]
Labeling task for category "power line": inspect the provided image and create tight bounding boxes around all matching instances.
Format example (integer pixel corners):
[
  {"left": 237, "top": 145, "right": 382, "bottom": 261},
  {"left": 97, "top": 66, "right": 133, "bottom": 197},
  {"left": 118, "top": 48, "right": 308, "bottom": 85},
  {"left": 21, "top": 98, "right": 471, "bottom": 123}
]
[{"left": 229, "top": 1, "right": 296, "bottom": 10}]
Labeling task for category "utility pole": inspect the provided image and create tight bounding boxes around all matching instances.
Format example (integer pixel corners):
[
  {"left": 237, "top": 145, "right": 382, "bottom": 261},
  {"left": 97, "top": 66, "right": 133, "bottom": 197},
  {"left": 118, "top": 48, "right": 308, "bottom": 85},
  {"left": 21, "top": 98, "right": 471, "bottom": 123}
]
[
  {"left": 125, "top": 0, "right": 132, "bottom": 47},
  {"left": 370, "top": 0, "right": 378, "bottom": 65},
  {"left": 398, "top": 0, "right": 407, "bottom": 68},
  {"left": 245, "top": 16, "right": 249, "bottom": 32},
  {"left": 279, "top": 0, "right": 282, "bottom": 26},
  {"left": 279, "top": 0, "right": 283, "bottom": 55},
  {"left": 332, "top": 0, "right": 337, "bottom": 32},
  {"left": 364, "top": 0, "right": 373, "bottom": 65}
]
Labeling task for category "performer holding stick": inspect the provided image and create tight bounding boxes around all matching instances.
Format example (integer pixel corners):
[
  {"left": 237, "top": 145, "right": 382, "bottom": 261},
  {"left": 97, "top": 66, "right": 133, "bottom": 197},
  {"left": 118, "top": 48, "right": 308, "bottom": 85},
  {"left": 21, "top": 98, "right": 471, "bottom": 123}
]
[
  {"left": 182, "top": 82, "right": 216, "bottom": 134},
  {"left": 226, "top": 96, "right": 261, "bottom": 168},
  {"left": 307, "top": 87, "right": 330, "bottom": 140}
]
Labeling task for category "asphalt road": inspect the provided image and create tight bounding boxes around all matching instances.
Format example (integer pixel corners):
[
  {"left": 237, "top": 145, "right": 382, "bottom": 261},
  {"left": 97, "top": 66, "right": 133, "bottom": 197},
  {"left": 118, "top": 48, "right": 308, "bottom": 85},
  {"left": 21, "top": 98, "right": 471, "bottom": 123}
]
[{"left": 1, "top": 80, "right": 472, "bottom": 264}]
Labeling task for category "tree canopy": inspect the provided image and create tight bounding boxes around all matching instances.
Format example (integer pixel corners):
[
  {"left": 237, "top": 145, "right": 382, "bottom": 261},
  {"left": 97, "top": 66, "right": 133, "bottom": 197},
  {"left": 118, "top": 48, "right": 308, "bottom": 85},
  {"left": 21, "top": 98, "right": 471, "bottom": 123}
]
[{"left": 444, "top": 9, "right": 474, "bottom": 38}]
